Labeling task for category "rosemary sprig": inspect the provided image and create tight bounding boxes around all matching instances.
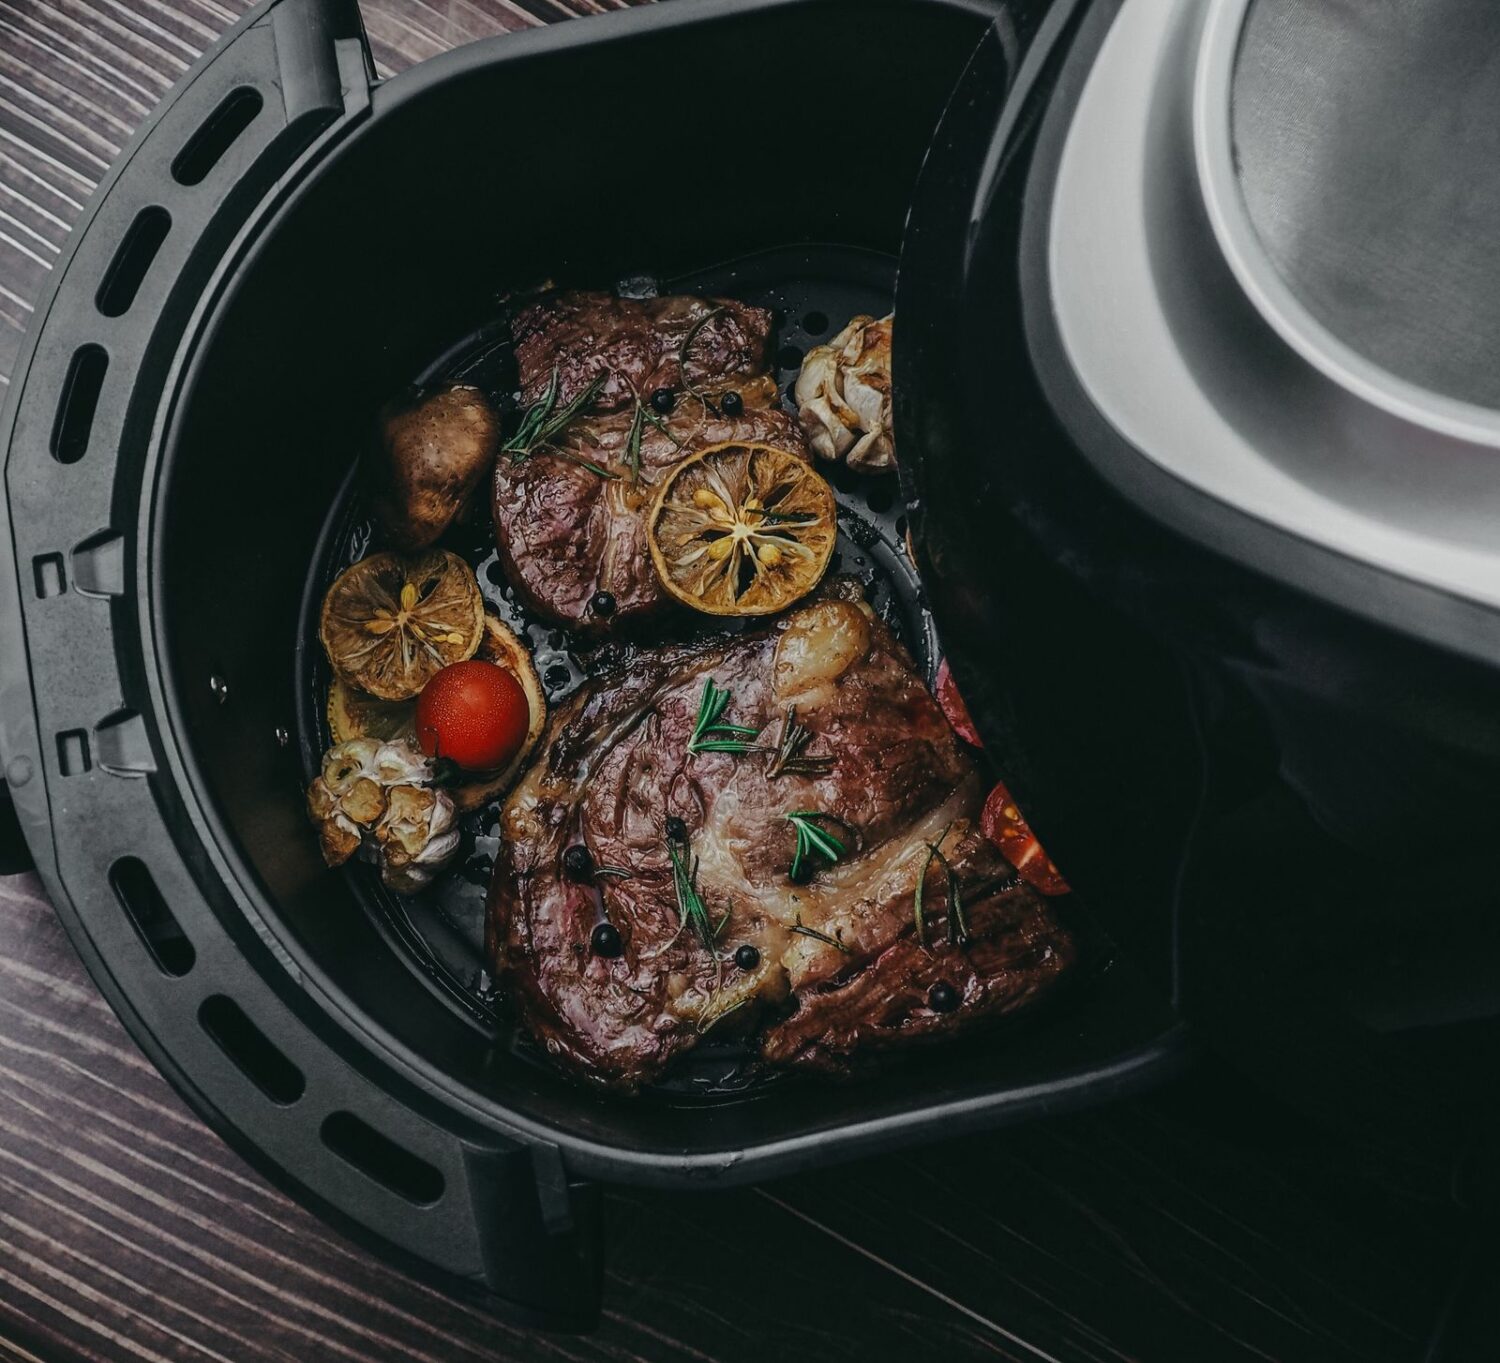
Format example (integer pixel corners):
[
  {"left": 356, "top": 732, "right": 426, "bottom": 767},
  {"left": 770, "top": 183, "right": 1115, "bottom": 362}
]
[
  {"left": 624, "top": 399, "right": 646, "bottom": 484},
  {"left": 945, "top": 853, "right": 970, "bottom": 946},
  {"left": 666, "top": 834, "right": 716, "bottom": 950},
  {"left": 640, "top": 404, "right": 685, "bottom": 448},
  {"left": 678, "top": 304, "right": 728, "bottom": 409},
  {"left": 913, "top": 824, "right": 967, "bottom": 949},
  {"left": 502, "top": 366, "right": 559, "bottom": 454},
  {"left": 766, "top": 706, "right": 834, "bottom": 779},
  {"left": 687, "top": 678, "right": 761, "bottom": 756},
  {"left": 593, "top": 865, "right": 634, "bottom": 881},
  {"left": 504, "top": 368, "right": 609, "bottom": 464},
  {"left": 913, "top": 844, "right": 936, "bottom": 948},
  {"left": 791, "top": 915, "right": 851, "bottom": 954},
  {"left": 786, "top": 810, "right": 846, "bottom": 881}
]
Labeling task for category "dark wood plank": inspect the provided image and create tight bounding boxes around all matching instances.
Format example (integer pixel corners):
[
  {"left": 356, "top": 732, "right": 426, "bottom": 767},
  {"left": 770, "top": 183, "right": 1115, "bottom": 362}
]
[{"left": 765, "top": 1089, "right": 1461, "bottom": 1363}]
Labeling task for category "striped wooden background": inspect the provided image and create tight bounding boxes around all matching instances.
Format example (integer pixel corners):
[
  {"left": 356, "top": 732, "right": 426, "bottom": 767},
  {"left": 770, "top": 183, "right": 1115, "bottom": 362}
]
[{"left": 0, "top": 2, "right": 1471, "bottom": 1360}]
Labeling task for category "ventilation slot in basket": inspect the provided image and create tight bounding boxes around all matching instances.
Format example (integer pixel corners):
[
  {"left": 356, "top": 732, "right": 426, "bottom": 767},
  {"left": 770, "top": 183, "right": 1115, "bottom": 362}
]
[
  {"left": 96, "top": 206, "right": 170, "bottom": 318},
  {"left": 109, "top": 856, "right": 194, "bottom": 976},
  {"left": 172, "top": 88, "right": 263, "bottom": 186},
  {"left": 199, "top": 995, "right": 304, "bottom": 1104},
  {"left": 32, "top": 553, "right": 65, "bottom": 599},
  {"left": 50, "top": 346, "right": 107, "bottom": 464},
  {"left": 321, "top": 1112, "right": 444, "bottom": 1205},
  {"left": 55, "top": 729, "right": 90, "bottom": 776}
]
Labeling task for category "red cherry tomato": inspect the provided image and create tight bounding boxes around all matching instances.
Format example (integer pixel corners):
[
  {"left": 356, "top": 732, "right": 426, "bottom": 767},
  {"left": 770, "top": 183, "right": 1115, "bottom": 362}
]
[
  {"left": 415, "top": 660, "right": 530, "bottom": 772},
  {"left": 935, "top": 658, "right": 983, "bottom": 748},
  {"left": 981, "top": 780, "right": 1070, "bottom": 896}
]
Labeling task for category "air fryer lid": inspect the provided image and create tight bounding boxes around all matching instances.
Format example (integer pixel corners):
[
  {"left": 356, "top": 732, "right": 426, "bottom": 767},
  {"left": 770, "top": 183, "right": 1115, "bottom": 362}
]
[
  {"left": 1235, "top": 0, "right": 1500, "bottom": 412},
  {"left": 896, "top": 0, "right": 1500, "bottom": 1210},
  {"left": 1038, "top": 0, "right": 1500, "bottom": 668}
]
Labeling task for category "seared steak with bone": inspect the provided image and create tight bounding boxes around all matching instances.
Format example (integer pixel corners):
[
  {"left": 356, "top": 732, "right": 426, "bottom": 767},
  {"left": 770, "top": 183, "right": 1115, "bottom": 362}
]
[
  {"left": 496, "top": 289, "right": 809, "bottom": 634},
  {"left": 512, "top": 290, "right": 773, "bottom": 415},
  {"left": 488, "top": 585, "right": 1074, "bottom": 1089}
]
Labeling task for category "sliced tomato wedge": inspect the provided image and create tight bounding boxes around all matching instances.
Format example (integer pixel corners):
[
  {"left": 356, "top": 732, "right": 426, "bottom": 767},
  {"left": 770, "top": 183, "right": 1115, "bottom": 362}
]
[
  {"left": 981, "top": 780, "right": 1070, "bottom": 896},
  {"left": 934, "top": 658, "right": 983, "bottom": 748}
]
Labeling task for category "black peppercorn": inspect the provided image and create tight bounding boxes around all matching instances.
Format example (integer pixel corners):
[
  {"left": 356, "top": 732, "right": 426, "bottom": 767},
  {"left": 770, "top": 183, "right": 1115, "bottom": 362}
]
[
  {"left": 665, "top": 815, "right": 688, "bottom": 842},
  {"left": 734, "top": 944, "right": 760, "bottom": 971},
  {"left": 562, "top": 844, "right": 593, "bottom": 882},
  {"left": 590, "top": 590, "right": 616, "bottom": 617},
  {"left": 650, "top": 387, "right": 675, "bottom": 415},
  {"left": 927, "top": 981, "right": 960, "bottom": 1013},
  {"left": 590, "top": 922, "right": 623, "bottom": 958},
  {"left": 720, "top": 390, "right": 744, "bottom": 418}
]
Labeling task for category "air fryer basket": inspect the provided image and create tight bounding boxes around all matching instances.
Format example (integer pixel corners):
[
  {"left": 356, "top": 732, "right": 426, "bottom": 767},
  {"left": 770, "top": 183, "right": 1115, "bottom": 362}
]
[{"left": 0, "top": 0, "right": 1185, "bottom": 1327}]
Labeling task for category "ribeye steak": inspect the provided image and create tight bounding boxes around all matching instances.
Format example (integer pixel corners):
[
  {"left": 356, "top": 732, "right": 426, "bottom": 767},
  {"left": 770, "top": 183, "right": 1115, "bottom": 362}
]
[
  {"left": 488, "top": 586, "right": 1075, "bottom": 1089},
  {"left": 495, "top": 291, "right": 806, "bottom": 636}
]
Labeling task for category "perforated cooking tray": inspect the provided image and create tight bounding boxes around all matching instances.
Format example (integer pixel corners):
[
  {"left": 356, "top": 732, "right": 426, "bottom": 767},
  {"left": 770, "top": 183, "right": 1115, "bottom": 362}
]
[{"left": 0, "top": 0, "right": 1186, "bottom": 1328}]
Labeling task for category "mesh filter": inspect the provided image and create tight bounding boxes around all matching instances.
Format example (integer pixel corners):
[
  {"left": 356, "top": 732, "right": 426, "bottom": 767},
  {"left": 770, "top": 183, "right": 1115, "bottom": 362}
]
[{"left": 1233, "top": 0, "right": 1500, "bottom": 408}]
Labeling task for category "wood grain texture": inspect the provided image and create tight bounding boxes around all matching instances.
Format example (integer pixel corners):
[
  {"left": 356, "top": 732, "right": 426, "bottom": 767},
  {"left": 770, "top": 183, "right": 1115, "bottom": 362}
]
[{"left": 0, "top": 2, "right": 1465, "bottom": 1360}]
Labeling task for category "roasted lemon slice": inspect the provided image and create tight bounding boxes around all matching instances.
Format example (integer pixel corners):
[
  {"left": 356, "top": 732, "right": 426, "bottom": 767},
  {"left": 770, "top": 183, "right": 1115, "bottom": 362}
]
[
  {"left": 327, "top": 684, "right": 417, "bottom": 745},
  {"left": 319, "top": 550, "right": 484, "bottom": 701},
  {"left": 647, "top": 441, "right": 837, "bottom": 616},
  {"left": 326, "top": 614, "right": 545, "bottom": 812}
]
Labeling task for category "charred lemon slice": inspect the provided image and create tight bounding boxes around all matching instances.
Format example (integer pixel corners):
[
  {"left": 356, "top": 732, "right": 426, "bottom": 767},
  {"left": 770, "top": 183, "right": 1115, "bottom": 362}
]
[
  {"left": 648, "top": 441, "right": 837, "bottom": 616},
  {"left": 325, "top": 614, "right": 545, "bottom": 812},
  {"left": 327, "top": 683, "right": 417, "bottom": 746},
  {"left": 319, "top": 550, "right": 484, "bottom": 701}
]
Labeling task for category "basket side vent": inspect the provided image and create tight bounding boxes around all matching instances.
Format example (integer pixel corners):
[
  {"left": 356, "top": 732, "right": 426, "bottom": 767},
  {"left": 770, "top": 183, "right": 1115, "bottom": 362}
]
[
  {"left": 96, "top": 206, "right": 171, "bottom": 319},
  {"left": 49, "top": 345, "right": 107, "bottom": 464},
  {"left": 320, "top": 1111, "right": 445, "bottom": 1206},
  {"left": 172, "top": 87, "right": 264, "bottom": 186},
  {"left": 109, "top": 856, "right": 194, "bottom": 976},
  {"left": 199, "top": 995, "right": 305, "bottom": 1104}
]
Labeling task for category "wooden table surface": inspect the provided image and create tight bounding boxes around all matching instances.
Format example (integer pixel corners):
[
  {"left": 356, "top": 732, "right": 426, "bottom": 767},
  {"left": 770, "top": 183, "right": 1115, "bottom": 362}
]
[{"left": 0, "top": 2, "right": 1471, "bottom": 1360}]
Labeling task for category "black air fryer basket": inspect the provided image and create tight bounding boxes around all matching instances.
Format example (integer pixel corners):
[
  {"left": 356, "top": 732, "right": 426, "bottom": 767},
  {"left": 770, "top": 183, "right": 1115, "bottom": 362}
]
[{"left": 0, "top": 0, "right": 1189, "bottom": 1327}]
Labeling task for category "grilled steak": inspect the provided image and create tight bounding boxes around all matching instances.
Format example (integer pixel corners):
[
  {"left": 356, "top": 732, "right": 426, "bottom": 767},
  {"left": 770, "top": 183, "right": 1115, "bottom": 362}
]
[
  {"left": 495, "top": 299, "right": 809, "bottom": 635},
  {"left": 513, "top": 290, "right": 774, "bottom": 415},
  {"left": 488, "top": 586, "right": 1074, "bottom": 1089}
]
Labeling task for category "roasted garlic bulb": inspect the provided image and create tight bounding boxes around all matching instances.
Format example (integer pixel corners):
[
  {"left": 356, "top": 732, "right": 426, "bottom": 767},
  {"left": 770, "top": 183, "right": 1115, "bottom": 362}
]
[
  {"left": 374, "top": 783, "right": 460, "bottom": 894},
  {"left": 794, "top": 314, "right": 894, "bottom": 472},
  {"left": 306, "top": 738, "right": 460, "bottom": 893}
]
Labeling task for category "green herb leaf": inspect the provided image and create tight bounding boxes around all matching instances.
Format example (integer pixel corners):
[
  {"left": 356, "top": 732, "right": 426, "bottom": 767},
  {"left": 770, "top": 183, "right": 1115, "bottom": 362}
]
[
  {"left": 505, "top": 369, "right": 608, "bottom": 462},
  {"left": 688, "top": 678, "right": 762, "bottom": 755},
  {"left": 667, "top": 836, "right": 716, "bottom": 950},
  {"left": 944, "top": 852, "right": 969, "bottom": 946},
  {"left": 503, "top": 367, "right": 559, "bottom": 454},
  {"left": 785, "top": 811, "right": 848, "bottom": 881},
  {"left": 625, "top": 399, "right": 646, "bottom": 484},
  {"left": 913, "top": 823, "right": 966, "bottom": 949}
]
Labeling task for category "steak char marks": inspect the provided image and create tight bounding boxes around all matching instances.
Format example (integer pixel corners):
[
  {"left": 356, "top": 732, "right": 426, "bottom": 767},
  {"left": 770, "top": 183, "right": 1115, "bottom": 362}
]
[
  {"left": 495, "top": 291, "right": 806, "bottom": 636},
  {"left": 488, "top": 586, "right": 1075, "bottom": 1090}
]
